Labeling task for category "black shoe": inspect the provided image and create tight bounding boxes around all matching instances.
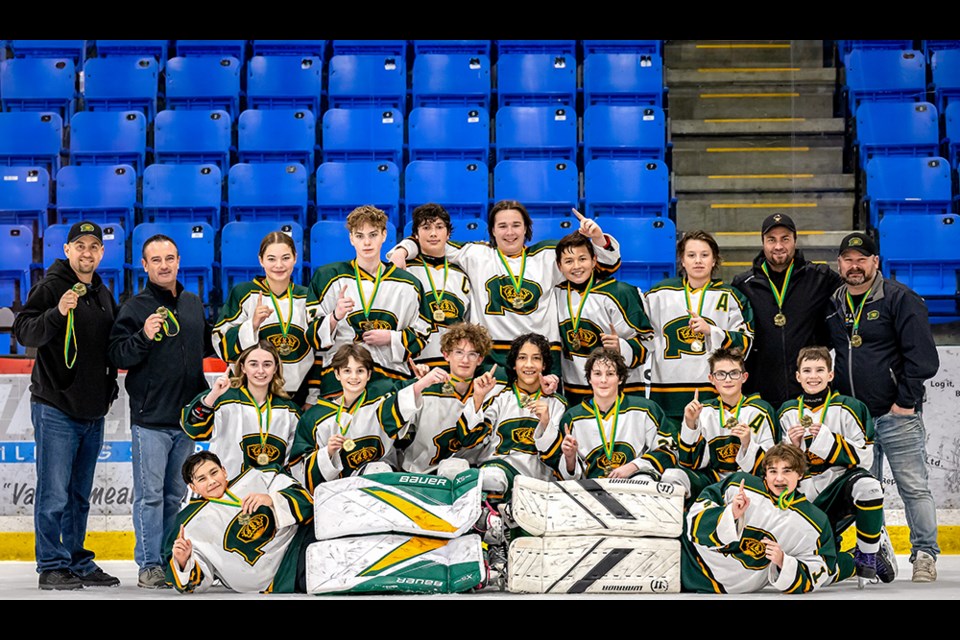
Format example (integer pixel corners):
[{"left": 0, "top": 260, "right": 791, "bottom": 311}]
[
  {"left": 38, "top": 568, "right": 83, "bottom": 591},
  {"left": 78, "top": 567, "right": 120, "bottom": 588}
]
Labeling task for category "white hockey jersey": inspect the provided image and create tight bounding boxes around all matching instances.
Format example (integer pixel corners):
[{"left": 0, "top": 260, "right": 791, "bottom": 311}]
[{"left": 404, "top": 254, "right": 472, "bottom": 367}]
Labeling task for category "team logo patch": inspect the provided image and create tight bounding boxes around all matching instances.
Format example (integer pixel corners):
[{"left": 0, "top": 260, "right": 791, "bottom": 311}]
[
  {"left": 867, "top": 310, "right": 880, "bottom": 320},
  {"left": 847, "top": 237, "right": 863, "bottom": 246},
  {"left": 598, "top": 451, "right": 629, "bottom": 472},
  {"left": 246, "top": 442, "right": 280, "bottom": 463},
  {"left": 741, "top": 538, "right": 767, "bottom": 560},
  {"left": 510, "top": 426, "right": 536, "bottom": 445},
  {"left": 717, "top": 442, "right": 741, "bottom": 464},
  {"left": 237, "top": 513, "right": 270, "bottom": 542},
  {"left": 430, "top": 299, "right": 459, "bottom": 320},
  {"left": 80, "top": 223, "right": 95, "bottom": 232},
  {"left": 358, "top": 319, "right": 392, "bottom": 331}
]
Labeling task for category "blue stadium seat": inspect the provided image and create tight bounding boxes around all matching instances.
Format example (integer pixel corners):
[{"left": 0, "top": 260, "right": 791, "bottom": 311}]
[
  {"left": 95, "top": 40, "right": 168, "bottom": 68},
  {"left": 132, "top": 221, "right": 217, "bottom": 307},
  {"left": 251, "top": 40, "right": 327, "bottom": 59},
  {"left": 237, "top": 108, "right": 317, "bottom": 174},
  {"left": 315, "top": 161, "right": 401, "bottom": 226},
  {"left": 246, "top": 55, "right": 323, "bottom": 115},
  {"left": 142, "top": 163, "right": 223, "bottom": 229},
  {"left": 585, "top": 159, "right": 672, "bottom": 219},
  {"left": 922, "top": 40, "right": 960, "bottom": 63},
  {"left": 43, "top": 222, "right": 127, "bottom": 303},
  {"left": 582, "top": 40, "right": 662, "bottom": 56},
  {"left": 0, "top": 224, "right": 33, "bottom": 309},
  {"left": 583, "top": 52, "right": 665, "bottom": 107},
  {"left": 174, "top": 40, "right": 246, "bottom": 59},
  {"left": 864, "top": 156, "right": 954, "bottom": 228},
  {"left": 496, "top": 40, "right": 576, "bottom": 55},
  {"left": 309, "top": 219, "right": 398, "bottom": 270},
  {"left": 599, "top": 216, "right": 677, "bottom": 292},
  {"left": 68, "top": 110, "right": 147, "bottom": 176},
  {"left": 153, "top": 109, "right": 233, "bottom": 174},
  {"left": 82, "top": 56, "right": 159, "bottom": 123},
  {"left": 879, "top": 213, "right": 960, "bottom": 322},
  {"left": 413, "top": 40, "right": 491, "bottom": 56},
  {"left": 401, "top": 216, "right": 488, "bottom": 244},
  {"left": 836, "top": 40, "right": 914, "bottom": 57},
  {"left": 408, "top": 106, "right": 490, "bottom": 162},
  {"left": 0, "top": 166, "right": 51, "bottom": 235},
  {"left": 55, "top": 164, "right": 138, "bottom": 230},
  {"left": 320, "top": 107, "right": 404, "bottom": 165},
  {"left": 853, "top": 101, "right": 940, "bottom": 171},
  {"left": 495, "top": 53, "right": 577, "bottom": 107},
  {"left": 0, "top": 111, "right": 63, "bottom": 178},
  {"left": 226, "top": 162, "right": 309, "bottom": 227},
  {"left": 495, "top": 105, "right": 577, "bottom": 163},
  {"left": 164, "top": 56, "right": 242, "bottom": 121},
  {"left": 403, "top": 160, "right": 489, "bottom": 222},
  {"left": 583, "top": 104, "right": 667, "bottom": 162},
  {"left": 327, "top": 54, "right": 407, "bottom": 110},
  {"left": 331, "top": 40, "right": 407, "bottom": 56},
  {"left": 0, "top": 57, "right": 78, "bottom": 121},
  {"left": 842, "top": 49, "right": 927, "bottom": 116},
  {"left": 411, "top": 53, "right": 491, "bottom": 109},
  {"left": 10, "top": 40, "right": 86, "bottom": 66},
  {"left": 221, "top": 220, "right": 304, "bottom": 291},
  {"left": 943, "top": 101, "right": 960, "bottom": 170},
  {"left": 528, "top": 215, "right": 580, "bottom": 245},
  {"left": 930, "top": 49, "right": 960, "bottom": 114},
  {"left": 493, "top": 159, "right": 579, "bottom": 218}
]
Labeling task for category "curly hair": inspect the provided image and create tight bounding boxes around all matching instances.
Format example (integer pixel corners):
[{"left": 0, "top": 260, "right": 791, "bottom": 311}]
[
  {"left": 411, "top": 203, "right": 454, "bottom": 236},
  {"left": 506, "top": 332, "right": 552, "bottom": 383},
  {"left": 346, "top": 205, "right": 388, "bottom": 233},
  {"left": 584, "top": 347, "right": 629, "bottom": 389},
  {"left": 440, "top": 322, "right": 493, "bottom": 359}
]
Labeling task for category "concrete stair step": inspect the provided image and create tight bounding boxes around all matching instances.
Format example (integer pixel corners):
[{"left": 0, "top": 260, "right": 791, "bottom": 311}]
[
  {"left": 674, "top": 173, "right": 855, "bottom": 193},
  {"left": 666, "top": 67, "right": 836, "bottom": 87},
  {"left": 666, "top": 88, "right": 835, "bottom": 119},
  {"left": 671, "top": 117, "right": 845, "bottom": 136},
  {"left": 676, "top": 194, "right": 856, "bottom": 231},
  {"left": 717, "top": 230, "right": 848, "bottom": 283},
  {"left": 672, "top": 144, "right": 844, "bottom": 175},
  {"left": 663, "top": 40, "right": 826, "bottom": 68}
]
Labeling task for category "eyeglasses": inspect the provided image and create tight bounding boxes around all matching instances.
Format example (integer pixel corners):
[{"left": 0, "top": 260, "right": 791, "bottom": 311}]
[
  {"left": 710, "top": 370, "right": 743, "bottom": 381},
  {"left": 450, "top": 349, "right": 482, "bottom": 361}
]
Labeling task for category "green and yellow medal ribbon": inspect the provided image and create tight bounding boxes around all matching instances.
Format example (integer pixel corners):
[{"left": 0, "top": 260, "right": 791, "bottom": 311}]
[
  {"left": 566, "top": 274, "right": 594, "bottom": 341},
  {"left": 719, "top": 394, "right": 746, "bottom": 428},
  {"left": 592, "top": 393, "right": 621, "bottom": 463},
  {"left": 336, "top": 390, "right": 366, "bottom": 436},
  {"left": 153, "top": 307, "right": 181, "bottom": 342},
  {"left": 776, "top": 489, "right": 796, "bottom": 510},
  {"left": 683, "top": 277, "right": 711, "bottom": 318},
  {"left": 761, "top": 260, "right": 794, "bottom": 316},
  {"left": 64, "top": 309, "right": 78, "bottom": 369},
  {"left": 798, "top": 391, "right": 834, "bottom": 425},
  {"left": 240, "top": 387, "right": 272, "bottom": 454},
  {"left": 354, "top": 261, "right": 384, "bottom": 320},
  {"left": 265, "top": 282, "right": 294, "bottom": 342},
  {"left": 423, "top": 257, "right": 449, "bottom": 310},
  {"left": 208, "top": 489, "right": 243, "bottom": 510},
  {"left": 497, "top": 248, "right": 527, "bottom": 306},
  {"left": 844, "top": 287, "right": 872, "bottom": 338},
  {"left": 512, "top": 383, "right": 541, "bottom": 410}
]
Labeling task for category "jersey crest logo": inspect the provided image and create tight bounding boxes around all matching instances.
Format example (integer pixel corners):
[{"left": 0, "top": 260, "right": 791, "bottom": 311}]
[
  {"left": 237, "top": 512, "right": 270, "bottom": 542},
  {"left": 598, "top": 451, "right": 629, "bottom": 472},
  {"left": 344, "top": 436, "right": 384, "bottom": 469},
  {"left": 741, "top": 538, "right": 767, "bottom": 560},
  {"left": 357, "top": 319, "right": 393, "bottom": 332},
  {"left": 662, "top": 316, "right": 715, "bottom": 359},
  {"left": 244, "top": 440, "right": 282, "bottom": 465},
  {"left": 565, "top": 327, "right": 599, "bottom": 350},
  {"left": 804, "top": 449, "right": 825, "bottom": 466},
  {"left": 500, "top": 284, "right": 536, "bottom": 308},
  {"left": 267, "top": 333, "right": 300, "bottom": 354},
  {"left": 716, "top": 442, "right": 741, "bottom": 464},
  {"left": 510, "top": 426, "right": 536, "bottom": 445},
  {"left": 866, "top": 310, "right": 879, "bottom": 320},
  {"left": 429, "top": 298, "right": 461, "bottom": 321}
]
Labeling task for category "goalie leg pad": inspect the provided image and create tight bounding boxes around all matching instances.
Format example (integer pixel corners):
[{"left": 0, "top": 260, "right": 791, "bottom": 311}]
[{"left": 437, "top": 457, "right": 471, "bottom": 481}]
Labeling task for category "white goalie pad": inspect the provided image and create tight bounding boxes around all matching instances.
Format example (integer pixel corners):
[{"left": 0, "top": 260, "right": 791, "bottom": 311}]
[
  {"left": 305, "top": 533, "right": 485, "bottom": 595},
  {"left": 313, "top": 470, "right": 483, "bottom": 541},
  {"left": 511, "top": 475, "right": 684, "bottom": 538},
  {"left": 508, "top": 535, "right": 681, "bottom": 594}
]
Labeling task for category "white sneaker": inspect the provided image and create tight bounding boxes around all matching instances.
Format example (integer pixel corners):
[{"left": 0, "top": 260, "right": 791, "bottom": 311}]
[{"left": 911, "top": 550, "right": 937, "bottom": 583}]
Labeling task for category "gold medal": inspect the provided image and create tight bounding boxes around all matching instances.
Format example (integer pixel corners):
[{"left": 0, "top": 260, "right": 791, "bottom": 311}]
[
  {"left": 512, "top": 298, "right": 523, "bottom": 309},
  {"left": 724, "top": 417, "right": 738, "bottom": 429},
  {"left": 571, "top": 337, "right": 581, "bottom": 350},
  {"left": 71, "top": 282, "right": 87, "bottom": 297},
  {"left": 433, "top": 309, "right": 446, "bottom": 323},
  {"left": 156, "top": 306, "right": 168, "bottom": 318},
  {"left": 800, "top": 414, "right": 813, "bottom": 428},
  {"left": 517, "top": 393, "right": 530, "bottom": 406},
  {"left": 851, "top": 334, "right": 863, "bottom": 347},
  {"left": 774, "top": 312, "right": 787, "bottom": 327},
  {"left": 256, "top": 453, "right": 269, "bottom": 465},
  {"left": 237, "top": 513, "right": 251, "bottom": 527},
  {"left": 277, "top": 343, "right": 292, "bottom": 356},
  {"left": 342, "top": 438, "right": 356, "bottom": 452},
  {"left": 441, "top": 382, "right": 455, "bottom": 395},
  {"left": 690, "top": 340, "right": 703, "bottom": 352}
]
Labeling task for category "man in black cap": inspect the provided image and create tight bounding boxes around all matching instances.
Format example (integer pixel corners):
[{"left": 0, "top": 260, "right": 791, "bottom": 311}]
[
  {"left": 731, "top": 213, "right": 842, "bottom": 409},
  {"left": 13, "top": 220, "right": 122, "bottom": 590},
  {"left": 825, "top": 231, "right": 941, "bottom": 583}
]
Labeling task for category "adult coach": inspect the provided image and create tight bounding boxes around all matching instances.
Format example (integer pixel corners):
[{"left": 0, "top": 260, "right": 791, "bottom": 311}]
[
  {"left": 13, "top": 220, "right": 121, "bottom": 590},
  {"left": 108, "top": 234, "right": 215, "bottom": 589},
  {"left": 731, "top": 213, "right": 841, "bottom": 409},
  {"left": 825, "top": 231, "right": 940, "bottom": 583}
]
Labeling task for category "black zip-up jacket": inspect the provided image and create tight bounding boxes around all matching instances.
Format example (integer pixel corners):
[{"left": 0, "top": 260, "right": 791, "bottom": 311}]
[
  {"left": 825, "top": 271, "right": 939, "bottom": 417},
  {"left": 13, "top": 258, "right": 119, "bottom": 420},
  {"left": 108, "top": 279, "right": 215, "bottom": 429},
  {"left": 731, "top": 249, "right": 843, "bottom": 408}
]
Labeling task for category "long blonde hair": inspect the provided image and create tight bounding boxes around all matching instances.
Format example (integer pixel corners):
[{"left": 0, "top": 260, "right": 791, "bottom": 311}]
[{"left": 229, "top": 340, "right": 290, "bottom": 398}]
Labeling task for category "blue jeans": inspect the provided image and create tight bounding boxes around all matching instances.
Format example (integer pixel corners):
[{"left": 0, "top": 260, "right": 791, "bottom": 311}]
[
  {"left": 871, "top": 411, "right": 941, "bottom": 561},
  {"left": 31, "top": 402, "right": 104, "bottom": 575},
  {"left": 131, "top": 424, "right": 194, "bottom": 571}
]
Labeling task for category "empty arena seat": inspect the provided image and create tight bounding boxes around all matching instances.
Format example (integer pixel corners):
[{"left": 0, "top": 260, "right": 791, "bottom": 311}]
[
  {"left": 930, "top": 49, "right": 960, "bottom": 113},
  {"left": 221, "top": 220, "right": 304, "bottom": 290},
  {"left": 495, "top": 53, "right": 577, "bottom": 107},
  {"left": 95, "top": 40, "right": 168, "bottom": 68},
  {"left": 842, "top": 48, "right": 927, "bottom": 116},
  {"left": 411, "top": 53, "right": 491, "bottom": 109},
  {"left": 583, "top": 52, "right": 665, "bottom": 107},
  {"left": 132, "top": 221, "right": 217, "bottom": 307},
  {"left": 583, "top": 104, "right": 667, "bottom": 162},
  {"left": 331, "top": 40, "right": 407, "bottom": 56},
  {"left": 246, "top": 55, "right": 323, "bottom": 115},
  {"left": 528, "top": 214, "right": 580, "bottom": 245},
  {"left": 9, "top": 40, "right": 86, "bottom": 66},
  {"left": 582, "top": 40, "right": 662, "bottom": 56},
  {"left": 0, "top": 111, "right": 63, "bottom": 177},
  {"left": 943, "top": 101, "right": 960, "bottom": 169},
  {"left": 494, "top": 105, "right": 577, "bottom": 163},
  {"left": 68, "top": 110, "right": 147, "bottom": 176},
  {"left": 403, "top": 160, "right": 490, "bottom": 222},
  {"left": 226, "top": 162, "right": 309, "bottom": 227},
  {"left": 251, "top": 40, "right": 327, "bottom": 59},
  {"left": 836, "top": 39, "right": 915, "bottom": 57},
  {"left": 0, "top": 224, "right": 33, "bottom": 309},
  {"left": 493, "top": 159, "right": 579, "bottom": 218},
  {"left": 310, "top": 219, "right": 397, "bottom": 269},
  {"left": 408, "top": 106, "right": 490, "bottom": 162},
  {"left": 401, "top": 212, "right": 489, "bottom": 244},
  {"left": 164, "top": 56, "right": 242, "bottom": 120},
  {"left": 55, "top": 164, "right": 138, "bottom": 230},
  {"left": 315, "top": 161, "right": 401, "bottom": 226},
  {"left": 142, "top": 163, "right": 223, "bottom": 229},
  {"left": 237, "top": 108, "right": 317, "bottom": 174},
  {"left": 82, "top": 55, "right": 159, "bottom": 123},
  {"left": 853, "top": 101, "right": 940, "bottom": 171},
  {"left": 153, "top": 109, "right": 233, "bottom": 174},
  {"left": 327, "top": 54, "right": 407, "bottom": 110},
  {"left": 863, "top": 155, "right": 953, "bottom": 228},
  {"left": 413, "top": 40, "right": 491, "bottom": 56},
  {"left": 43, "top": 222, "right": 127, "bottom": 303},
  {"left": 320, "top": 107, "right": 404, "bottom": 165},
  {"left": 0, "top": 57, "right": 78, "bottom": 121},
  {"left": 496, "top": 40, "right": 576, "bottom": 56},
  {"left": 585, "top": 159, "right": 672, "bottom": 219},
  {"left": 174, "top": 40, "right": 246, "bottom": 59},
  {"left": 0, "top": 166, "right": 51, "bottom": 235},
  {"left": 599, "top": 216, "right": 677, "bottom": 292}
]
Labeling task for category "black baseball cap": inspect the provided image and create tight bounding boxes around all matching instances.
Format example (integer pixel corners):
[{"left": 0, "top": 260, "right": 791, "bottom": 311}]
[
  {"left": 838, "top": 232, "right": 877, "bottom": 257},
  {"left": 760, "top": 213, "right": 797, "bottom": 236},
  {"left": 66, "top": 220, "right": 103, "bottom": 244}
]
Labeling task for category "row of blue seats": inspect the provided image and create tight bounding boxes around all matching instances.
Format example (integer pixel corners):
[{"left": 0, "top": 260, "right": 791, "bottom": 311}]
[
  {"left": 0, "top": 157, "right": 674, "bottom": 235},
  {"left": 842, "top": 48, "right": 960, "bottom": 117},
  {"left": 836, "top": 39, "right": 960, "bottom": 63},
  {"left": 853, "top": 100, "right": 960, "bottom": 172}
]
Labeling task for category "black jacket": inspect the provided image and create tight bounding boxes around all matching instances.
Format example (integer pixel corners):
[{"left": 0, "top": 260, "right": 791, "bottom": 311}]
[
  {"left": 108, "top": 279, "right": 215, "bottom": 429},
  {"left": 731, "top": 249, "right": 843, "bottom": 408},
  {"left": 13, "top": 259, "right": 119, "bottom": 420},
  {"left": 825, "top": 271, "right": 939, "bottom": 417}
]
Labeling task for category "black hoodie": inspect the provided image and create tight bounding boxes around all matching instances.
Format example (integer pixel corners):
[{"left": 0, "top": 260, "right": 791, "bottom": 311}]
[{"left": 13, "top": 258, "right": 119, "bottom": 420}]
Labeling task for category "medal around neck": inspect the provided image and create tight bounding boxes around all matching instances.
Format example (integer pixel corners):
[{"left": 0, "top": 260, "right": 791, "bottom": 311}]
[
  {"left": 342, "top": 438, "right": 356, "bottom": 452},
  {"left": 774, "top": 312, "right": 787, "bottom": 327},
  {"left": 690, "top": 340, "right": 703, "bottom": 352}
]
